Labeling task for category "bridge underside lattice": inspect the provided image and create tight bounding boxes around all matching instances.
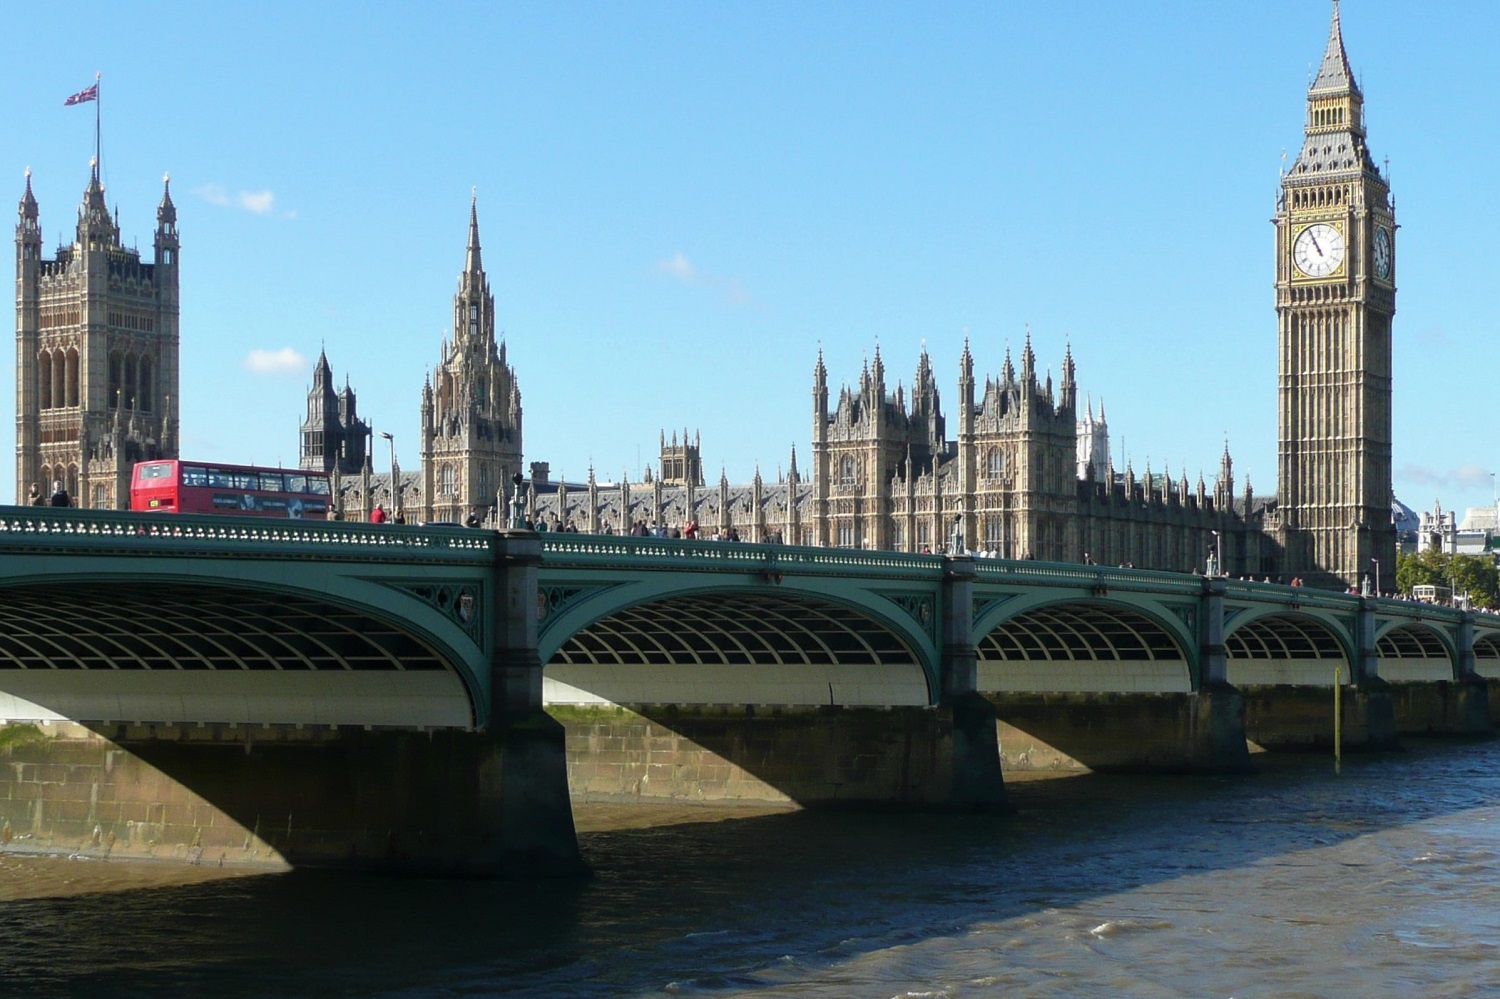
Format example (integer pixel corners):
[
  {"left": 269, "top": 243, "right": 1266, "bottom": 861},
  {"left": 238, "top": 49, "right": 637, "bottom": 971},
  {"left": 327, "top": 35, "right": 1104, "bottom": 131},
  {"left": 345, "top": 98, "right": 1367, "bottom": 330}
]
[
  {"left": 974, "top": 603, "right": 1192, "bottom": 693},
  {"left": 1226, "top": 613, "right": 1345, "bottom": 686},
  {"left": 0, "top": 584, "right": 473, "bottom": 729},
  {"left": 545, "top": 592, "right": 931, "bottom": 707}
]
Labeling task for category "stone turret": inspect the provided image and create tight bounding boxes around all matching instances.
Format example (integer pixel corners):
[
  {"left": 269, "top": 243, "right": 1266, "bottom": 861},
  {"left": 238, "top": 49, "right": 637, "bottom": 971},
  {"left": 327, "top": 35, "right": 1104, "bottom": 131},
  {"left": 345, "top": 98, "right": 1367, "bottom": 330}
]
[{"left": 421, "top": 194, "right": 523, "bottom": 523}]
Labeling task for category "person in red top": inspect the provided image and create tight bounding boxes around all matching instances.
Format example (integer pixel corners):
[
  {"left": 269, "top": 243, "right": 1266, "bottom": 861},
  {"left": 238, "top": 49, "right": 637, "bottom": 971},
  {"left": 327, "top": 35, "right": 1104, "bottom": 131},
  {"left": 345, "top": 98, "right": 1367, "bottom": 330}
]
[
  {"left": 369, "top": 503, "right": 388, "bottom": 524},
  {"left": 684, "top": 519, "right": 698, "bottom": 539}
]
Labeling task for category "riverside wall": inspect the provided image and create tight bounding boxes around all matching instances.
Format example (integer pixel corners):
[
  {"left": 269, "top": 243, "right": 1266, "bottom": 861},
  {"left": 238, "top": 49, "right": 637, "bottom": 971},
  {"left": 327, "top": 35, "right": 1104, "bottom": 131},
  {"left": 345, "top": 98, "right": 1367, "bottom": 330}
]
[
  {"left": 550, "top": 701, "right": 1004, "bottom": 810},
  {"left": 0, "top": 714, "right": 581, "bottom": 877}
]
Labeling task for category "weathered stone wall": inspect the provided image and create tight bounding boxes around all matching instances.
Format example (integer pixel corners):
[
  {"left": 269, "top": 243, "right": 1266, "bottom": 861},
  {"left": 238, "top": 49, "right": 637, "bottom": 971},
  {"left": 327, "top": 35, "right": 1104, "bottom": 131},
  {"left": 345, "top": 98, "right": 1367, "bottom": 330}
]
[
  {"left": 1240, "top": 682, "right": 1397, "bottom": 750},
  {"left": 1388, "top": 679, "right": 1492, "bottom": 737},
  {"left": 0, "top": 721, "right": 280, "bottom": 868},
  {"left": 987, "top": 689, "right": 1250, "bottom": 773},
  {"left": 0, "top": 714, "right": 582, "bottom": 877},
  {"left": 549, "top": 702, "right": 1004, "bottom": 809}
]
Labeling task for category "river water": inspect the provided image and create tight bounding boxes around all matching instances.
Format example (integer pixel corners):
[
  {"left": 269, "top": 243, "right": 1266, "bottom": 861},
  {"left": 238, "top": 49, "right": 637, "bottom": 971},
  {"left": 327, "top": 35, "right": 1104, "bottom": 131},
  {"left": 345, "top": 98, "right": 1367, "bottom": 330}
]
[{"left": 3, "top": 739, "right": 1499, "bottom": 998}]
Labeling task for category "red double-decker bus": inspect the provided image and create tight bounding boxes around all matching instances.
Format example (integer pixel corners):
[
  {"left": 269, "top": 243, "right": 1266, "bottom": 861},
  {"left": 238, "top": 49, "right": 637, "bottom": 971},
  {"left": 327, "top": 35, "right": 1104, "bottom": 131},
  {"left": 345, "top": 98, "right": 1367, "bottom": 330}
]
[{"left": 131, "top": 460, "right": 332, "bottom": 519}]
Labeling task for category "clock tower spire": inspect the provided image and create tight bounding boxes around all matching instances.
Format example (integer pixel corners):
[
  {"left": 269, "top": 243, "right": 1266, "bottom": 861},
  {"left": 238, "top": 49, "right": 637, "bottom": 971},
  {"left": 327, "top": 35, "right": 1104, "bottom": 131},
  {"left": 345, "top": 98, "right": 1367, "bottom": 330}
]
[{"left": 1273, "top": 0, "right": 1396, "bottom": 589}]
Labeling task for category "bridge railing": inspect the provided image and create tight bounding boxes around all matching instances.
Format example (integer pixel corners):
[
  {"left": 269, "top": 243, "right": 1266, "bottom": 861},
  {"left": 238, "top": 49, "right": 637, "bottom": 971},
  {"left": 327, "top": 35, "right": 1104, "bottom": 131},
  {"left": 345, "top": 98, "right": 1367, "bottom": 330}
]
[
  {"left": 0, "top": 506, "right": 496, "bottom": 559},
  {"left": 1220, "top": 578, "right": 1359, "bottom": 612},
  {"left": 970, "top": 557, "right": 1205, "bottom": 595},
  {"left": 539, "top": 534, "right": 944, "bottom": 578}
]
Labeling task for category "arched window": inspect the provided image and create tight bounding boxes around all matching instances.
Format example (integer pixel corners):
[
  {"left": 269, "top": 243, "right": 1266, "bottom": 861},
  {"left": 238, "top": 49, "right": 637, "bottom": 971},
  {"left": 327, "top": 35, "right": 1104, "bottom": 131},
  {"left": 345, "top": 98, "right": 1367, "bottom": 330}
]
[
  {"left": 53, "top": 351, "right": 66, "bottom": 410},
  {"left": 66, "top": 464, "right": 79, "bottom": 501},
  {"left": 123, "top": 354, "right": 138, "bottom": 410},
  {"left": 438, "top": 464, "right": 456, "bottom": 496},
  {"left": 38, "top": 352, "right": 52, "bottom": 409},
  {"left": 65, "top": 348, "right": 79, "bottom": 407},
  {"left": 986, "top": 448, "right": 1004, "bottom": 479},
  {"left": 984, "top": 517, "right": 1004, "bottom": 553},
  {"left": 138, "top": 355, "right": 153, "bottom": 412},
  {"left": 109, "top": 351, "right": 123, "bottom": 408},
  {"left": 839, "top": 456, "right": 856, "bottom": 487}
]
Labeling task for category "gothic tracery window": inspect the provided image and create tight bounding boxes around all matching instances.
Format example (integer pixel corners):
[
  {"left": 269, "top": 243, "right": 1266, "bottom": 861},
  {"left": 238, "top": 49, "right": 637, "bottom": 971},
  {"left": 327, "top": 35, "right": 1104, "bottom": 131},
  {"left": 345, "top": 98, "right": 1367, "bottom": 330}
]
[
  {"left": 65, "top": 349, "right": 79, "bottom": 407},
  {"left": 139, "top": 355, "right": 153, "bottom": 412},
  {"left": 38, "top": 352, "right": 52, "bottom": 409},
  {"left": 839, "top": 456, "right": 856, "bottom": 487},
  {"left": 123, "top": 354, "right": 138, "bottom": 410},
  {"left": 986, "top": 448, "right": 1004, "bottom": 479},
  {"left": 109, "top": 351, "right": 123, "bottom": 408}
]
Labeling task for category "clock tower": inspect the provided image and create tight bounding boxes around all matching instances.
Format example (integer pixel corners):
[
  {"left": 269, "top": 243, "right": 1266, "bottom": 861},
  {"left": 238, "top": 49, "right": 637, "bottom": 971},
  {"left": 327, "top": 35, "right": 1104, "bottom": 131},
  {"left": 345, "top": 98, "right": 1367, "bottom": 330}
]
[{"left": 1273, "top": 1, "right": 1396, "bottom": 590}]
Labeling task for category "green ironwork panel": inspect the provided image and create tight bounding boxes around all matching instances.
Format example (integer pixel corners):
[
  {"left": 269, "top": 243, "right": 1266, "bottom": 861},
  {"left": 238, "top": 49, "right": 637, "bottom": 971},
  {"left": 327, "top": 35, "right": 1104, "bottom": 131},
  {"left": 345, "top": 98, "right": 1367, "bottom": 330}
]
[
  {"left": 973, "top": 594, "right": 1018, "bottom": 626},
  {"left": 879, "top": 591, "right": 937, "bottom": 644},
  {"left": 376, "top": 578, "right": 487, "bottom": 645}
]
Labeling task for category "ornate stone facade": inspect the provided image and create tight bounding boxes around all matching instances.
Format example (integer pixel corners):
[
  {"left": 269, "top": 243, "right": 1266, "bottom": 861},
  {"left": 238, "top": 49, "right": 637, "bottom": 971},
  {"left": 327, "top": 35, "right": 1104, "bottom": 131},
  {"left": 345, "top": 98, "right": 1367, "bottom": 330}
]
[
  {"left": 299, "top": 350, "right": 369, "bottom": 477},
  {"left": 419, "top": 198, "right": 522, "bottom": 524},
  {"left": 14, "top": 164, "right": 179, "bottom": 508}
]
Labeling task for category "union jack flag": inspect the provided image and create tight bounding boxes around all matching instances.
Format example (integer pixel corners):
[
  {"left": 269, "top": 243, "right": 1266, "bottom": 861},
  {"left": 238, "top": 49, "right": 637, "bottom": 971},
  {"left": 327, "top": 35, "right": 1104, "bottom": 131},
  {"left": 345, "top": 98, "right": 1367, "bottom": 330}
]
[{"left": 63, "top": 83, "right": 98, "bottom": 107}]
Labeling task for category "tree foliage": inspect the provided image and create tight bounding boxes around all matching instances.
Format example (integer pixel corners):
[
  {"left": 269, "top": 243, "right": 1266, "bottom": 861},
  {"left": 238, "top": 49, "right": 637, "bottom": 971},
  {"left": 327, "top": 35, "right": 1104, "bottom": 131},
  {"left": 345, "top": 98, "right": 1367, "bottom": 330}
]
[{"left": 1396, "top": 550, "right": 1500, "bottom": 609}]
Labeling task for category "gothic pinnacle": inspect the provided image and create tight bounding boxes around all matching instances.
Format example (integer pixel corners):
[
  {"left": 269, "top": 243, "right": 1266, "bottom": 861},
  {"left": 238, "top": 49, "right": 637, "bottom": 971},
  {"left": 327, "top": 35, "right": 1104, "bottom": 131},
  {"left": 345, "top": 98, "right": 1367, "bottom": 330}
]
[{"left": 465, "top": 190, "right": 483, "bottom": 275}]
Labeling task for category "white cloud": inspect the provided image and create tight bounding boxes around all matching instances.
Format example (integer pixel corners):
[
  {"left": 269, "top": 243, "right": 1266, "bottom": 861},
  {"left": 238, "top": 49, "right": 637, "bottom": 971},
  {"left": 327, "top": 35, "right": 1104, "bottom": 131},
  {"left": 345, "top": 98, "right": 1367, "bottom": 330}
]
[
  {"left": 243, "top": 347, "right": 308, "bottom": 375},
  {"left": 1396, "top": 463, "right": 1495, "bottom": 489},
  {"left": 237, "top": 190, "right": 275, "bottom": 215},
  {"left": 193, "top": 183, "right": 230, "bottom": 207},
  {"left": 193, "top": 183, "right": 286, "bottom": 217},
  {"left": 658, "top": 251, "right": 697, "bottom": 281},
  {"left": 655, "top": 252, "right": 754, "bottom": 308}
]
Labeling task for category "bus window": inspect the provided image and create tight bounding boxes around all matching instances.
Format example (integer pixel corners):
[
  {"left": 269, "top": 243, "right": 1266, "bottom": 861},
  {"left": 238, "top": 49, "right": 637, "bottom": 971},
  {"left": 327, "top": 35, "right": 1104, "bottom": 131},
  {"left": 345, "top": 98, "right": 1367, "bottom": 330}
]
[
  {"left": 309, "top": 478, "right": 331, "bottom": 495},
  {"left": 229, "top": 471, "right": 257, "bottom": 490},
  {"left": 285, "top": 474, "right": 308, "bottom": 494},
  {"left": 182, "top": 466, "right": 208, "bottom": 487},
  {"left": 207, "top": 468, "right": 233, "bottom": 488},
  {"left": 258, "top": 472, "right": 285, "bottom": 492},
  {"left": 136, "top": 462, "right": 173, "bottom": 481}
]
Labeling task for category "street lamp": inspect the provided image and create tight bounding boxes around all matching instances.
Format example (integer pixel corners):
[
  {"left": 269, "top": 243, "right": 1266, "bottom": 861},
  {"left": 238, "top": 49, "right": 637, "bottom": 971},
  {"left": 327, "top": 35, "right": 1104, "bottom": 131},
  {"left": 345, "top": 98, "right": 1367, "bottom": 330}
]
[
  {"left": 379, "top": 432, "right": 398, "bottom": 519},
  {"left": 1210, "top": 529, "right": 1223, "bottom": 577},
  {"left": 1371, "top": 557, "right": 1381, "bottom": 598}
]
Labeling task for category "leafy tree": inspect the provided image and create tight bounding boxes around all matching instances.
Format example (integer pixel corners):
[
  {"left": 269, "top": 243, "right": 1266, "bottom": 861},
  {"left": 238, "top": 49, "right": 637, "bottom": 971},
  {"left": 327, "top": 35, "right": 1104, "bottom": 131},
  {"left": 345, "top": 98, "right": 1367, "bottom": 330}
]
[{"left": 1395, "top": 550, "right": 1500, "bottom": 609}]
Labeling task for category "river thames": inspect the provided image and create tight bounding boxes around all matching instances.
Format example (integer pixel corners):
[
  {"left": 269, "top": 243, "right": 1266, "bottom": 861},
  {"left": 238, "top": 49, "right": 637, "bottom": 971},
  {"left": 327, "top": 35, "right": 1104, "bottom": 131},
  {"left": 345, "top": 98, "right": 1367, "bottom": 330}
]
[{"left": 2, "top": 738, "right": 1498, "bottom": 998}]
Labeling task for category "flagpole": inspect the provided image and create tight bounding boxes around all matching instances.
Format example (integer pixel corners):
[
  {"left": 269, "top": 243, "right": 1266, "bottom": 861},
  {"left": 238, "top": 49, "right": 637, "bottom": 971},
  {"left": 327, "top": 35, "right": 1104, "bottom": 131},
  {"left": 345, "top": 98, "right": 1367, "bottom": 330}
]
[{"left": 94, "top": 72, "right": 101, "bottom": 178}]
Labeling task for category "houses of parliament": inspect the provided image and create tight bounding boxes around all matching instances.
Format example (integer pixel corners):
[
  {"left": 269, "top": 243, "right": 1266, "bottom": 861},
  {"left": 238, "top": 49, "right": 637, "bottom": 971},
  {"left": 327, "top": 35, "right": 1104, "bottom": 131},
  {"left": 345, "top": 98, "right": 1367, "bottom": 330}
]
[{"left": 13, "top": 5, "right": 1397, "bottom": 591}]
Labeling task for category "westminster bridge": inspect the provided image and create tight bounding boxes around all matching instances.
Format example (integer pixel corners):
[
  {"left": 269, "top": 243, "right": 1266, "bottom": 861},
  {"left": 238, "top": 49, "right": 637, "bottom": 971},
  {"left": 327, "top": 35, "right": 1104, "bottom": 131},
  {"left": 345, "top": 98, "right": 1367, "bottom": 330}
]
[{"left": 0, "top": 507, "right": 1495, "bottom": 876}]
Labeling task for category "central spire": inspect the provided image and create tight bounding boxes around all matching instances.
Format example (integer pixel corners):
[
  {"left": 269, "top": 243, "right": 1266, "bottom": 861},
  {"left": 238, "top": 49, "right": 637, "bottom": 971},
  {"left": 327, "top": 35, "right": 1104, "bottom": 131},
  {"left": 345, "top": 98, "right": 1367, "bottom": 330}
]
[
  {"left": 465, "top": 189, "right": 483, "bottom": 276},
  {"left": 1311, "top": 0, "right": 1358, "bottom": 96}
]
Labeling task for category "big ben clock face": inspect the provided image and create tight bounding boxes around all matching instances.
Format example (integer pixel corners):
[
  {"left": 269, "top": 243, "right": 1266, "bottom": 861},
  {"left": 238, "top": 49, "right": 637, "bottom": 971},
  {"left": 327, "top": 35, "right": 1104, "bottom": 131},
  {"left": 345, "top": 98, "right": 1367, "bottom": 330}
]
[
  {"left": 1373, "top": 227, "right": 1392, "bottom": 280},
  {"left": 1293, "top": 222, "right": 1345, "bottom": 278}
]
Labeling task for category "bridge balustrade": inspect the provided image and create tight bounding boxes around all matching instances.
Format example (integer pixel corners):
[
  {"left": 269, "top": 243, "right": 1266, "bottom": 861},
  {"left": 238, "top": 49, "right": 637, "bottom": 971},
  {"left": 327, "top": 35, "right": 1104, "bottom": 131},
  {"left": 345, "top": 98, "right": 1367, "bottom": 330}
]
[
  {"left": 972, "top": 558, "right": 1202, "bottom": 594},
  {"left": 0, "top": 506, "right": 494, "bottom": 558},
  {"left": 539, "top": 534, "right": 944, "bottom": 578}
]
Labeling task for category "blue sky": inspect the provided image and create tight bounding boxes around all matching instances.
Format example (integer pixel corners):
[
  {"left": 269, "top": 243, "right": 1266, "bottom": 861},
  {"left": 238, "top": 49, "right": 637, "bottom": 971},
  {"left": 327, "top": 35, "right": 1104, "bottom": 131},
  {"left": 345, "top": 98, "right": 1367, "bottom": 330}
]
[{"left": 4, "top": 1, "right": 1497, "bottom": 517}]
